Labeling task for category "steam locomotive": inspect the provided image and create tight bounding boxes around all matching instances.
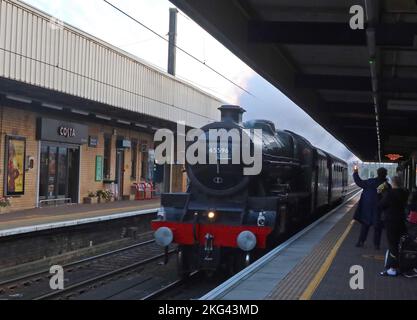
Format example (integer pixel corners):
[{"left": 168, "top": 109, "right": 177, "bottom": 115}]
[{"left": 151, "top": 105, "right": 348, "bottom": 276}]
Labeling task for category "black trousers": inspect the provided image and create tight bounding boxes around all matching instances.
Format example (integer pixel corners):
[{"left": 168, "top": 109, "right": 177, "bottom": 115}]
[
  {"left": 384, "top": 221, "right": 406, "bottom": 269},
  {"left": 358, "top": 222, "right": 383, "bottom": 247}
]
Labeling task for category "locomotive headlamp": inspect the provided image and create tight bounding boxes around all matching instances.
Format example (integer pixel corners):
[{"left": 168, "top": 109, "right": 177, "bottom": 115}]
[
  {"left": 237, "top": 231, "right": 257, "bottom": 251},
  {"left": 157, "top": 207, "right": 166, "bottom": 220},
  {"left": 208, "top": 211, "right": 216, "bottom": 219},
  {"left": 154, "top": 227, "right": 173, "bottom": 247}
]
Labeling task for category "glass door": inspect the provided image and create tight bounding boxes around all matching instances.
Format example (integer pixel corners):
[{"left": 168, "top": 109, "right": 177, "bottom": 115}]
[
  {"left": 39, "top": 143, "right": 79, "bottom": 204},
  {"left": 47, "top": 146, "right": 57, "bottom": 198},
  {"left": 57, "top": 147, "right": 68, "bottom": 199},
  {"left": 39, "top": 145, "right": 49, "bottom": 200},
  {"left": 115, "top": 149, "right": 124, "bottom": 200}
]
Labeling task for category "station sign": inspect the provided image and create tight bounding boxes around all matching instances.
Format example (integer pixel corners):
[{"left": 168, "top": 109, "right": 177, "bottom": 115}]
[
  {"left": 89, "top": 136, "right": 98, "bottom": 148},
  {"left": 117, "top": 139, "right": 131, "bottom": 149}
]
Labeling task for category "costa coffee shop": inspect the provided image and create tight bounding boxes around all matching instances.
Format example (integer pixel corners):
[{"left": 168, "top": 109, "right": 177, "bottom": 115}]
[
  {"left": 0, "top": 101, "right": 184, "bottom": 212},
  {"left": 36, "top": 118, "right": 88, "bottom": 205},
  {"left": 0, "top": 0, "right": 222, "bottom": 212}
]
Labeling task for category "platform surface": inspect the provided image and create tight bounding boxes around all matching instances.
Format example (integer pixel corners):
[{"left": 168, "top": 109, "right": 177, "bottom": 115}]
[
  {"left": 311, "top": 217, "right": 417, "bottom": 300},
  {"left": 205, "top": 191, "right": 417, "bottom": 300},
  {"left": 0, "top": 199, "right": 160, "bottom": 236},
  {"left": 210, "top": 194, "right": 360, "bottom": 300}
]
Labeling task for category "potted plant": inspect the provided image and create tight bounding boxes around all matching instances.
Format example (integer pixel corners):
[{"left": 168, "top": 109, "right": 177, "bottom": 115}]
[
  {"left": 96, "top": 189, "right": 105, "bottom": 203},
  {"left": 83, "top": 191, "right": 98, "bottom": 204},
  {"left": 97, "top": 189, "right": 114, "bottom": 203},
  {"left": 107, "top": 189, "right": 115, "bottom": 202},
  {"left": 0, "top": 197, "right": 11, "bottom": 214}
]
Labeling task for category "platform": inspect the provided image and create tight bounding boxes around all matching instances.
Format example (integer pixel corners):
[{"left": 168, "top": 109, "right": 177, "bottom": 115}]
[
  {"left": 201, "top": 191, "right": 417, "bottom": 300},
  {"left": 0, "top": 199, "right": 160, "bottom": 238}
]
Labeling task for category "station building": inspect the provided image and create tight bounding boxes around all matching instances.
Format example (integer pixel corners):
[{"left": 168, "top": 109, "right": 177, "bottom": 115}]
[{"left": 0, "top": 0, "right": 222, "bottom": 211}]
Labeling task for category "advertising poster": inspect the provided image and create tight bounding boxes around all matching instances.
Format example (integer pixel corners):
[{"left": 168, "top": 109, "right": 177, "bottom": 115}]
[{"left": 5, "top": 136, "right": 26, "bottom": 196}]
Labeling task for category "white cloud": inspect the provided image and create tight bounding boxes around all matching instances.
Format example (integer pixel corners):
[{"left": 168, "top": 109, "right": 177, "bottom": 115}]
[{"left": 21, "top": 0, "right": 254, "bottom": 103}]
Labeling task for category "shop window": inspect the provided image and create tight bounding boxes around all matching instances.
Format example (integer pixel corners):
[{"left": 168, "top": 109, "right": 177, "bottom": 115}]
[
  {"left": 103, "top": 135, "right": 111, "bottom": 179},
  {"left": 131, "top": 140, "right": 138, "bottom": 179}
]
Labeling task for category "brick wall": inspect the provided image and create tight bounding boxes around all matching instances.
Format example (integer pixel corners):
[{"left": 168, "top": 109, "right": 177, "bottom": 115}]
[
  {"left": 0, "top": 106, "right": 38, "bottom": 209},
  {"left": 0, "top": 105, "right": 188, "bottom": 212},
  {"left": 70, "top": 123, "right": 156, "bottom": 200}
]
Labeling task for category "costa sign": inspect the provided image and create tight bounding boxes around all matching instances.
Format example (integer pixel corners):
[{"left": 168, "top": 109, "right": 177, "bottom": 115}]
[
  {"left": 58, "top": 126, "right": 76, "bottom": 138},
  {"left": 37, "top": 118, "right": 88, "bottom": 144}
]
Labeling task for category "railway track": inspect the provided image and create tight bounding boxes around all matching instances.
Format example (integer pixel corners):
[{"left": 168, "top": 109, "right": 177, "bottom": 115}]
[
  {"left": 0, "top": 186, "right": 360, "bottom": 300},
  {"left": 0, "top": 234, "right": 175, "bottom": 300}
]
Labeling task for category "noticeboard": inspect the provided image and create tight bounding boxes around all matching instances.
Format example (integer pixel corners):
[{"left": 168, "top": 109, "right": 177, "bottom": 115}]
[{"left": 95, "top": 155, "right": 103, "bottom": 182}]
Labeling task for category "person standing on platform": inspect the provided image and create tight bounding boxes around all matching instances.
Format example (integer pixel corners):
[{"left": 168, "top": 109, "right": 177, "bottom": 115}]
[
  {"left": 353, "top": 166, "right": 389, "bottom": 249},
  {"left": 378, "top": 176, "right": 408, "bottom": 276}
]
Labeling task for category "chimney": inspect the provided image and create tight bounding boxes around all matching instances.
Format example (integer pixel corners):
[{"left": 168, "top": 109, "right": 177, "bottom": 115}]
[{"left": 218, "top": 105, "right": 246, "bottom": 124}]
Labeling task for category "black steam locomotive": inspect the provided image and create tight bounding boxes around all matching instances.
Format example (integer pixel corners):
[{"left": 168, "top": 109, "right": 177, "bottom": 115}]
[{"left": 152, "top": 105, "right": 348, "bottom": 276}]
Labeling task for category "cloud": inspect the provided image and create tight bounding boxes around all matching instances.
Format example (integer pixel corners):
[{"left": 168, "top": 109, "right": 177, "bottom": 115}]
[{"left": 21, "top": 0, "right": 254, "bottom": 103}]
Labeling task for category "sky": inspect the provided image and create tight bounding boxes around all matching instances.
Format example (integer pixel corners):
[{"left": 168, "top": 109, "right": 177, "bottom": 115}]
[{"left": 22, "top": 0, "right": 360, "bottom": 163}]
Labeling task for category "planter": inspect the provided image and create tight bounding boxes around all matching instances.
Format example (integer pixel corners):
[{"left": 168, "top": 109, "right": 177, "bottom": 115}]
[
  {"left": 98, "top": 197, "right": 114, "bottom": 203},
  {"left": 83, "top": 197, "right": 98, "bottom": 204}
]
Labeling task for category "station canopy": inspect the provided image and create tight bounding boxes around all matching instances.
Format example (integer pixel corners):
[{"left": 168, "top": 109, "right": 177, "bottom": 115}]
[{"left": 171, "top": 0, "right": 417, "bottom": 162}]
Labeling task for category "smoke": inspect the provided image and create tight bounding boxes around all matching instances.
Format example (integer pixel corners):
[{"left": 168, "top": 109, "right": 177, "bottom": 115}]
[{"left": 238, "top": 75, "right": 360, "bottom": 164}]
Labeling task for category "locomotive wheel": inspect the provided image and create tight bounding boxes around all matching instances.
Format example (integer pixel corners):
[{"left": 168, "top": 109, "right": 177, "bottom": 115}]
[{"left": 177, "top": 246, "right": 191, "bottom": 279}]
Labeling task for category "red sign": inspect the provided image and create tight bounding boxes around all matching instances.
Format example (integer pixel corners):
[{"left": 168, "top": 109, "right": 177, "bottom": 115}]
[{"left": 385, "top": 154, "right": 403, "bottom": 161}]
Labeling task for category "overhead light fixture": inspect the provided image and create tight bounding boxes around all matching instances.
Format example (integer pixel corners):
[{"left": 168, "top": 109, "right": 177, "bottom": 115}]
[
  {"left": 71, "top": 109, "right": 89, "bottom": 116},
  {"left": 135, "top": 123, "right": 147, "bottom": 128},
  {"left": 6, "top": 95, "right": 32, "bottom": 104},
  {"left": 96, "top": 114, "right": 111, "bottom": 121},
  {"left": 42, "top": 102, "right": 63, "bottom": 110},
  {"left": 117, "top": 119, "right": 131, "bottom": 125},
  {"left": 387, "top": 100, "right": 417, "bottom": 111}
]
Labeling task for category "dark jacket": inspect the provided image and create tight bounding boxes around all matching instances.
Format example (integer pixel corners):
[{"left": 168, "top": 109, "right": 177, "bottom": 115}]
[
  {"left": 378, "top": 189, "right": 408, "bottom": 243},
  {"left": 378, "top": 188, "right": 408, "bottom": 224},
  {"left": 353, "top": 172, "right": 387, "bottom": 225}
]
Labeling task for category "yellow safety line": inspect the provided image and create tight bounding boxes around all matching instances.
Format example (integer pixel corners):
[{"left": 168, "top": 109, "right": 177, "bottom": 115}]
[{"left": 299, "top": 220, "right": 355, "bottom": 300}]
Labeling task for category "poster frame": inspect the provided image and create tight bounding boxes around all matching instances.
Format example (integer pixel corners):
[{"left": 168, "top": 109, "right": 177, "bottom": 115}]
[{"left": 4, "top": 135, "right": 26, "bottom": 196}]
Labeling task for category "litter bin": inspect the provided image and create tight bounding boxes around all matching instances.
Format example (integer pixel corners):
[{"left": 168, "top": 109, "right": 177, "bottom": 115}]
[{"left": 134, "top": 182, "right": 146, "bottom": 200}]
